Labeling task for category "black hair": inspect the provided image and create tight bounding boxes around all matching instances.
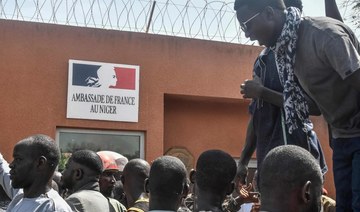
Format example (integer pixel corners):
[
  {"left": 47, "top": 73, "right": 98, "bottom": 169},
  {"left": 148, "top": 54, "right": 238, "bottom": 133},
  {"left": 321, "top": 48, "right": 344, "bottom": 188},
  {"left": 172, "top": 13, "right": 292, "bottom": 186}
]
[
  {"left": 21, "top": 134, "right": 60, "bottom": 171},
  {"left": 196, "top": 150, "right": 236, "bottom": 193},
  {"left": 123, "top": 158, "right": 150, "bottom": 180},
  {"left": 234, "top": 0, "right": 286, "bottom": 12},
  {"left": 149, "top": 156, "right": 187, "bottom": 198},
  {"left": 259, "top": 145, "right": 322, "bottom": 197},
  {"left": 284, "top": 0, "right": 303, "bottom": 12},
  {"left": 71, "top": 150, "right": 103, "bottom": 175},
  {"left": 123, "top": 158, "right": 150, "bottom": 186}
]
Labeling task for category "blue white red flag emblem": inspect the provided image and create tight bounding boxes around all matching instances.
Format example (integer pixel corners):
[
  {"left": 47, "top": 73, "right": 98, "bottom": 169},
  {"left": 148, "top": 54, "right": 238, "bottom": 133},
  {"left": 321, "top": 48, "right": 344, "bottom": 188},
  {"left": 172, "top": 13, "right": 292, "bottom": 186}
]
[{"left": 72, "top": 63, "right": 136, "bottom": 90}]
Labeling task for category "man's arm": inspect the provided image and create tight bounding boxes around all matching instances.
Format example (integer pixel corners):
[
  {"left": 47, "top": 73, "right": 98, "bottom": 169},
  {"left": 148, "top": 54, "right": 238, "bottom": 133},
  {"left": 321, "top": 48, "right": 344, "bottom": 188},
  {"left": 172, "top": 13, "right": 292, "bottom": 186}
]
[
  {"left": 0, "top": 154, "right": 20, "bottom": 199},
  {"left": 325, "top": 0, "right": 343, "bottom": 22},
  {"left": 241, "top": 75, "right": 282, "bottom": 107},
  {"left": 241, "top": 76, "right": 321, "bottom": 115},
  {"left": 238, "top": 117, "right": 256, "bottom": 171}
]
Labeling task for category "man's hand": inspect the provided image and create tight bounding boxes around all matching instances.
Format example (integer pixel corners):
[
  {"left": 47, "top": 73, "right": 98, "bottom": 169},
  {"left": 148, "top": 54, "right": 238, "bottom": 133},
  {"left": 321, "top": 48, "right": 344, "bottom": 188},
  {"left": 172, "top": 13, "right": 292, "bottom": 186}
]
[
  {"left": 235, "top": 164, "right": 248, "bottom": 194},
  {"left": 240, "top": 75, "right": 263, "bottom": 99},
  {"left": 234, "top": 185, "right": 260, "bottom": 205}
]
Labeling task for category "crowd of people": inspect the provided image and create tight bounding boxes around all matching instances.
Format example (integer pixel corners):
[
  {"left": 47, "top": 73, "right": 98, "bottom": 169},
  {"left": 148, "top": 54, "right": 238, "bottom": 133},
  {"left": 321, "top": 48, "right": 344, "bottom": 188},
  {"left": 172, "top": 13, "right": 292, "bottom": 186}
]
[
  {"left": 0, "top": 134, "right": 335, "bottom": 212},
  {"left": 1, "top": 0, "right": 360, "bottom": 211}
]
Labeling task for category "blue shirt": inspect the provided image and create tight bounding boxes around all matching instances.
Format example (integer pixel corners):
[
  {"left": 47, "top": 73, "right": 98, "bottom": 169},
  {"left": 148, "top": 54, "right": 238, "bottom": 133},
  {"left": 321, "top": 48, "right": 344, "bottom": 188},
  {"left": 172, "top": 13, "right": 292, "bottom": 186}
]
[{"left": 250, "top": 49, "right": 327, "bottom": 175}]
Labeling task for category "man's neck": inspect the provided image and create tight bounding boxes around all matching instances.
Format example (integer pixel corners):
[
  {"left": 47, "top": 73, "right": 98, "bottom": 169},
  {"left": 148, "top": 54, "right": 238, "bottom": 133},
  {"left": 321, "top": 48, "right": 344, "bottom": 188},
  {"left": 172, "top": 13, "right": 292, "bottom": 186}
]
[
  {"left": 268, "top": 11, "right": 287, "bottom": 47},
  {"left": 149, "top": 196, "right": 178, "bottom": 211},
  {"left": 195, "top": 190, "right": 224, "bottom": 212},
  {"left": 127, "top": 191, "right": 148, "bottom": 207},
  {"left": 260, "top": 199, "right": 294, "bottom": 212},
  {"left": 23, "top": 183, "right": 51, "bottom": 198},
  {"left": 73, "top": 180, "right": 100, "bottom": 193}
]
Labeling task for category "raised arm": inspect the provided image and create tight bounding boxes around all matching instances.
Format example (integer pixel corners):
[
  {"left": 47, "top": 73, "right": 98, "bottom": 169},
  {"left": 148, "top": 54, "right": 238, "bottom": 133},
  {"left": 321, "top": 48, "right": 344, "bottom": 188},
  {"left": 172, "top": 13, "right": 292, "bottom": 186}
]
[{"left": 0, "top": 154, "right": 20, "bottom": 199}]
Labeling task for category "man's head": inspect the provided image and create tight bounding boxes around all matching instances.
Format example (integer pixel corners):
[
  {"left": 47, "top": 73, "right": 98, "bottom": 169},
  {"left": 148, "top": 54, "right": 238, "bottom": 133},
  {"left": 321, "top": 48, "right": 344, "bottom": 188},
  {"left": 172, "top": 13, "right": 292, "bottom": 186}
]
[
  {"left": 259, "top": 145, "right": 323, "bottom": 212},
  {"left": 192, "top": 150, "right": 237, "bottom": 199},
  {"left": 121, "top": 159, "right": 150, "bottom": 205},
  {"left": 61, "top": 150, "right": 103, "bottom": 192},
  {"left": 9, "top": 134, "right": 60, "bottom": 189},
  {"left": 97, "top": 151, "right": 120, "bottom": 197},
  {"left": 146, "top": 156, "right": 188, "bottom": 211},
  {"left": 97, "top": 150, "right": 128, "bottom": 180},
  {"left": 234, "top": 0, "right": 286, "bottom": 46}
]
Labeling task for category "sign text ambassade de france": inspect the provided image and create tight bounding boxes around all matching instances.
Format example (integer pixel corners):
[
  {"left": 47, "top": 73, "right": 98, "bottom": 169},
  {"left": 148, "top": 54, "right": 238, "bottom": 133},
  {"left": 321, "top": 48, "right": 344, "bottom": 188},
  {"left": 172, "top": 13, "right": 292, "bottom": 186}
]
[{"left": 67, "top": 60, "right": 140, "bottom": 122}]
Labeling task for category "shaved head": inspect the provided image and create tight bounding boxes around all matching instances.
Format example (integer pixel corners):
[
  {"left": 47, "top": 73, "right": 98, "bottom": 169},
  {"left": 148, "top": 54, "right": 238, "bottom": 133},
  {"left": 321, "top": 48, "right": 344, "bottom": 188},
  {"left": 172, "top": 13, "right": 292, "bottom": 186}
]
[{"left": 149, "top": 156, "right": 187, "bottom": 197}]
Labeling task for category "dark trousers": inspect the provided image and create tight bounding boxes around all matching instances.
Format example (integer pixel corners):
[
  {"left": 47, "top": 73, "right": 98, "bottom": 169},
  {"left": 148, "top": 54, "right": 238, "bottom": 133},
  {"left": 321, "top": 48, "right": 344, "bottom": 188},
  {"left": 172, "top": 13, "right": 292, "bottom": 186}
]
[{"left": 332, "top": 137, "right": 360, "bottom": 212}]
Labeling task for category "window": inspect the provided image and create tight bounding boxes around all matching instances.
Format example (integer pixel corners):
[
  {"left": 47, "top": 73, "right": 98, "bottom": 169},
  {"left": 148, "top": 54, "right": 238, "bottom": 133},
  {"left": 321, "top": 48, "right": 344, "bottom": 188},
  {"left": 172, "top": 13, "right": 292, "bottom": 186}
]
[{"left": 56, "top": 128, "right": 144, "bottom": 170}]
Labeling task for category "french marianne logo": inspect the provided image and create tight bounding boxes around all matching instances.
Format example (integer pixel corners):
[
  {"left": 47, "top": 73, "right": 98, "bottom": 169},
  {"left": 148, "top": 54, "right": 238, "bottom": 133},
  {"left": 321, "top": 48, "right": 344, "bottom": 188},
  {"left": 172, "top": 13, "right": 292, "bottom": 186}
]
[
  {"left": 67, "top": 60, "right": 139, "bottom": 122},
  {"left": 72, "top": 63, "right": 136, "bottom": 90}
]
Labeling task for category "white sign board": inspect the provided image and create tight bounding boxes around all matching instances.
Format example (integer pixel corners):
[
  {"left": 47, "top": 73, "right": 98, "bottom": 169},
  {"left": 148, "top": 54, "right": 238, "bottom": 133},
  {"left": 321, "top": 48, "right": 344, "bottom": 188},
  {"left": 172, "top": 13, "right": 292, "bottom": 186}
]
[{"left": 67, "top": 60, "right": 140, "bottom": 122}]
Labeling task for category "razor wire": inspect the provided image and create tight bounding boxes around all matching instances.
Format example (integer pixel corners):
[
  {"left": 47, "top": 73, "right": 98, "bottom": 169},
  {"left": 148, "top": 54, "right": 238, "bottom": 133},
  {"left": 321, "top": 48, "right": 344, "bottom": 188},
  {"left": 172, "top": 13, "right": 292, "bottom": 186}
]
[
  {"left": 0, "top": 0, "right": 256, "bottom": 44},
  {"left": 1, "top": 1, "right": 358, "bottom": 44}
]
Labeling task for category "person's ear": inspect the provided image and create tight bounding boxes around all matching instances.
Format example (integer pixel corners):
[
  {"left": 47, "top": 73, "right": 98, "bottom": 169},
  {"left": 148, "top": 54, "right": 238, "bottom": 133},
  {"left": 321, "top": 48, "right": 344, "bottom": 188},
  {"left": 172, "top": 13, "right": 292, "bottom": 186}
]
[
  {"left": 262, "top": 6, "right": 276, "bottom": 21},
  {"left": 301, "top": 181, "right": 312, "bottom": 203},
  {"left": 226, "top": 182, "right": 235, "bottom": 195},
  {"left": 189, "top": 169, "right": 196, "bottom": 184},
  {"left": 182, "top": 182, "right": 189, "bottom": 198},
  {"left": 74, "top": 168, "right": 84, "bottom": 180},
  {"left": 36, "top": 156, "right": 47, "bottom": 169},
  {"left": 144, "top": 178, "right": 150, "bottom": 193}
]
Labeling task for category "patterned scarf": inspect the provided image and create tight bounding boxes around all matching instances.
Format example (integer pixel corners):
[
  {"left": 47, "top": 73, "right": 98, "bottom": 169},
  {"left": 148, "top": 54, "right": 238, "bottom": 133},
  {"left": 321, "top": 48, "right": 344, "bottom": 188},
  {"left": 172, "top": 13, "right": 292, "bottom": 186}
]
[{"left": 271, "top": 7, "right": 310, "bottom": 134}]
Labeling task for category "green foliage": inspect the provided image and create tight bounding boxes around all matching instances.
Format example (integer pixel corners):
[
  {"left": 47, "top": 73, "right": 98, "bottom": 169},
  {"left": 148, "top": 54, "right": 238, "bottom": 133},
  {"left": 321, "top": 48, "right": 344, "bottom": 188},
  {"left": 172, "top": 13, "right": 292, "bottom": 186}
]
[{"left": 58, "top": 153, "right": 70, "bottom": 172}]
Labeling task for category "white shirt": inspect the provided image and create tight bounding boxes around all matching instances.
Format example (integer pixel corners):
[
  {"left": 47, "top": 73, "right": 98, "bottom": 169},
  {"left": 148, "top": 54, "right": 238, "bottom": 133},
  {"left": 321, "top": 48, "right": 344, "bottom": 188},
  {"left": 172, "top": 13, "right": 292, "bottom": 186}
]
[
  {"left": 6, "top": 189, "right": 72, "bottom": 212},
  {"left": 238, "top": 203, "right": 253, "bottom": 212},
  {"left": 0, "top": 154, "right": 72, "bottom": 212}
]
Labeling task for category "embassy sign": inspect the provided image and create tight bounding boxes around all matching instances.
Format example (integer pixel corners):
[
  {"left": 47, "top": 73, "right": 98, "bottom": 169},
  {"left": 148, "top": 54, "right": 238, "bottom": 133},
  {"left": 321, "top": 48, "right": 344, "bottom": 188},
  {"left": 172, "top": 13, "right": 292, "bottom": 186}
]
[{"left": 67, "top": 60, "right": 140, "bottom": 122}]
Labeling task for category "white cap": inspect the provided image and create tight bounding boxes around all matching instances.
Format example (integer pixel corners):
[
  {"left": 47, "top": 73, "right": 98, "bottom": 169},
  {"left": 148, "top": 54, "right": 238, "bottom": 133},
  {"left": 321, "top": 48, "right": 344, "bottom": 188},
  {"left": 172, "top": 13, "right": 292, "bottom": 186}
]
[{"left": 96, "top": 151, "right": 128, "bottom": 171}]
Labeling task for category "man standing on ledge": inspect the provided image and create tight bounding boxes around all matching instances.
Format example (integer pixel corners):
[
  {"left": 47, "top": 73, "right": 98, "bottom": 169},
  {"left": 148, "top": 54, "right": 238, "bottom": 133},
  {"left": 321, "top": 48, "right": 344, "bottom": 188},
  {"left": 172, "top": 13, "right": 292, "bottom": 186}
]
[{"left": 234, "top": 0, "right": 360, "bottom": 211}]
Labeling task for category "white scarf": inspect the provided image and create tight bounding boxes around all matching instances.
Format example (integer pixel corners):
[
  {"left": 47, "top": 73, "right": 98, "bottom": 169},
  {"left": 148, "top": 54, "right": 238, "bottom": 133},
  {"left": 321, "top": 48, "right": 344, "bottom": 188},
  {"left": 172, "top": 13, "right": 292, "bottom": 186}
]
[{"left": 271, "top": 7, "right": 310, "bottom": 134}]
